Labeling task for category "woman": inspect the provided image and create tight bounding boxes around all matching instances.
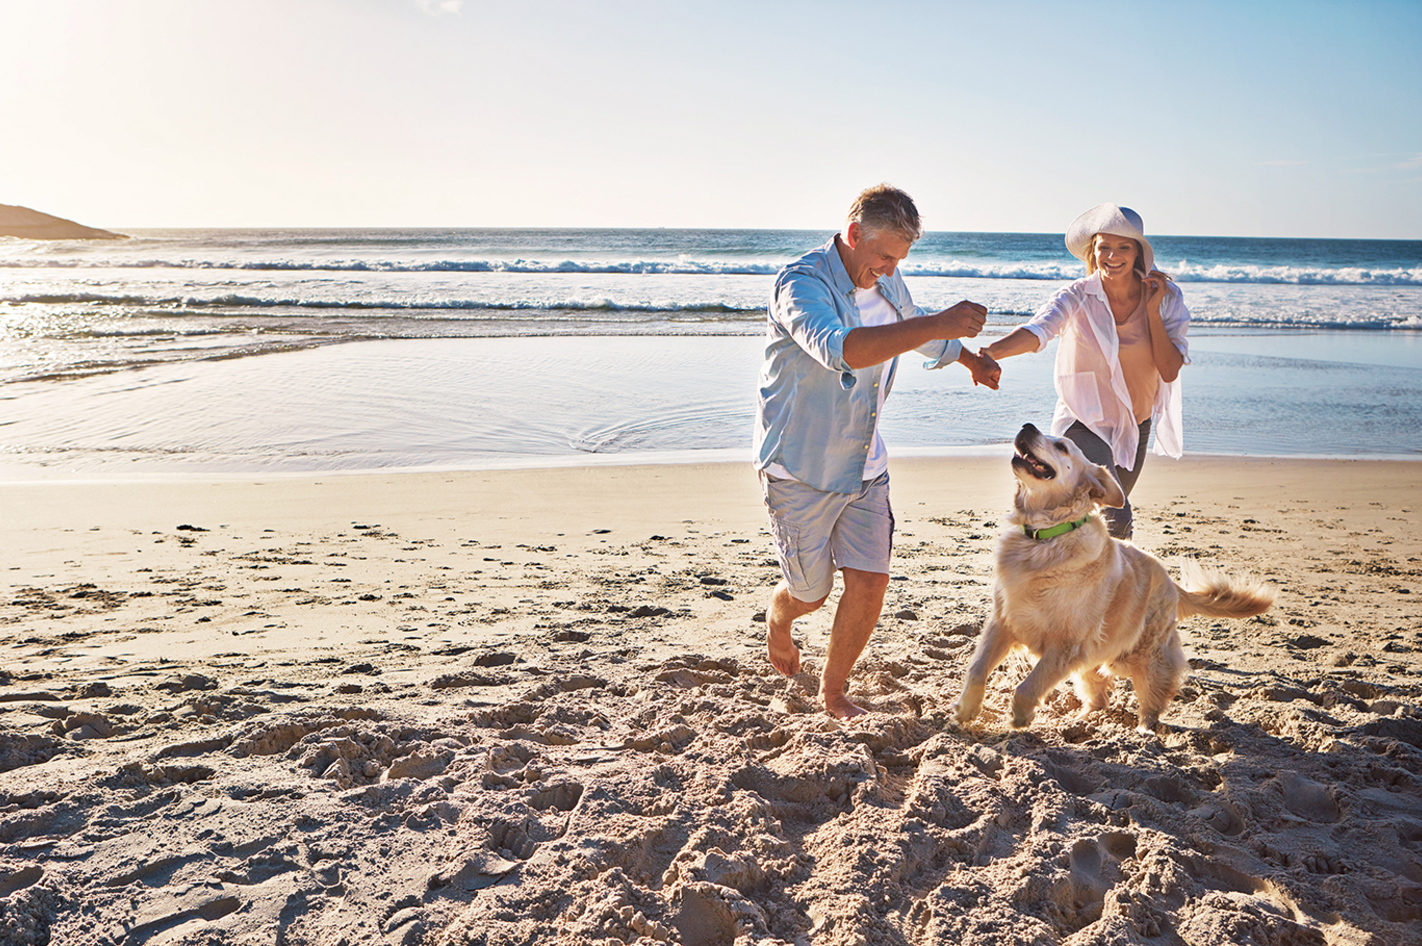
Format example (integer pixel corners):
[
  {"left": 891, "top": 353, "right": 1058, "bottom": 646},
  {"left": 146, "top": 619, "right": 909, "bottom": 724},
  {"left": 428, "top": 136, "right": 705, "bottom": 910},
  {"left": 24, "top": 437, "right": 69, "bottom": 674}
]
[{"left": 980, "top": 204, "right": 1190, "bottom": 539}]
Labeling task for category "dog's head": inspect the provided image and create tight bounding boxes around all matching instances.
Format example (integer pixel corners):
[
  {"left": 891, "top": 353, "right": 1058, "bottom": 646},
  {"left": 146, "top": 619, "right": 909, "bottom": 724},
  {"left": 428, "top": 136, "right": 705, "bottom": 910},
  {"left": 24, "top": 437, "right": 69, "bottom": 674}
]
[{"left": 1011, "top": 423, "right": 1126, "bottom": 518}]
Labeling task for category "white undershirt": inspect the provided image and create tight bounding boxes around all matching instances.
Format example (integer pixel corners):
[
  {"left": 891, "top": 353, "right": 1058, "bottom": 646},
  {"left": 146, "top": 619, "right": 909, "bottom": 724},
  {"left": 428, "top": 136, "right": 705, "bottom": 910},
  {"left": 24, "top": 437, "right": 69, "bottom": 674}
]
[{"left": 855, "top": 284, "right": 896, "bottom": 480}]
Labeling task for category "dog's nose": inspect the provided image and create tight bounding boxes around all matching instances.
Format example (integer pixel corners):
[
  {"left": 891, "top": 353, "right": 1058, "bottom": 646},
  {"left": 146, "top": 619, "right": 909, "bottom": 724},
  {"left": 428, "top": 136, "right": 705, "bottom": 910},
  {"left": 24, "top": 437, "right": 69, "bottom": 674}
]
[{"left": 1020, "top": 423, "right": 1040, "bottom": 436}]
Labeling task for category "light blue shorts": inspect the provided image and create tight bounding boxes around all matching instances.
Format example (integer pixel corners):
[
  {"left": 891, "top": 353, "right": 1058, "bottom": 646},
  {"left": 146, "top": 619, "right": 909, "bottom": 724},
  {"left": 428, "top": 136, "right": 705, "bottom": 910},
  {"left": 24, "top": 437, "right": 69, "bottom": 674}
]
[{"left": 761, "top": 471, "right": 894, "bottom": 602}]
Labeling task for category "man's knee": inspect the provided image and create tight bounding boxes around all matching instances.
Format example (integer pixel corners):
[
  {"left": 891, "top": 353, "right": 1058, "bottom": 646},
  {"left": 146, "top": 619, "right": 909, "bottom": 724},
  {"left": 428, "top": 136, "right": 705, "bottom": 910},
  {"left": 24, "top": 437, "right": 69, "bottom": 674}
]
[
  {"left": 842, "top": 567, "right": 891, "bottom": 594},
  {"left": 799, "top": 595, "right": 831, "bottom": 614}
]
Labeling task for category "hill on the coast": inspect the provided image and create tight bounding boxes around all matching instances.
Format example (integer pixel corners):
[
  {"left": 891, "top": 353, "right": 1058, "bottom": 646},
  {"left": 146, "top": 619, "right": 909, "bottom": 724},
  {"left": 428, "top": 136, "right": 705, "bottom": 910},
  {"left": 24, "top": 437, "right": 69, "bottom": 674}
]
[{"left": 0, "top": 203, "right": 125, "bottom": 239}]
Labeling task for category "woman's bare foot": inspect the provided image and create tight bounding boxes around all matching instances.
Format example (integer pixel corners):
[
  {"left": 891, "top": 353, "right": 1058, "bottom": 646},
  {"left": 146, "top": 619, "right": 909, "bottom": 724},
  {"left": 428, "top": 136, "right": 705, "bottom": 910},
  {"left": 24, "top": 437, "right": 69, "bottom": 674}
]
[{"left": 821, "top": 690, "right": 868, "bottom": 719}]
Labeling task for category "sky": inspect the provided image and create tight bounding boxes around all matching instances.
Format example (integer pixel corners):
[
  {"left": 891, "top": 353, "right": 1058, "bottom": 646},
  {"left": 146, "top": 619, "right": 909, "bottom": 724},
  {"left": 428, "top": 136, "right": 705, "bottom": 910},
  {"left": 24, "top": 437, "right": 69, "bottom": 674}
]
[{"left": 1, "top": 0, "right": 1419, "bottom": 238}]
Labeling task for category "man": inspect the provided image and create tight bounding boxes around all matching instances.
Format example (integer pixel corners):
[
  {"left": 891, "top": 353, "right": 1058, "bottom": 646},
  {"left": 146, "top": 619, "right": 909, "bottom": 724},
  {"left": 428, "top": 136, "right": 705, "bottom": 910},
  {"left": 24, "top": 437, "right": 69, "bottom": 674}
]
[{"left": 754, "top": 184, "right": 999, "bottom": 718}]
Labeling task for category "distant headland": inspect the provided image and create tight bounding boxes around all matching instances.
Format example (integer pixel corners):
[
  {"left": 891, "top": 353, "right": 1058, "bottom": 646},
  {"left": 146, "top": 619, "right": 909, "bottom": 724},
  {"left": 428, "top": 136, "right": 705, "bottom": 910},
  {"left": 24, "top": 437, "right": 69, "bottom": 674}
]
[{"left": 0, "top": 203, "right": 126, "bottom": 240}]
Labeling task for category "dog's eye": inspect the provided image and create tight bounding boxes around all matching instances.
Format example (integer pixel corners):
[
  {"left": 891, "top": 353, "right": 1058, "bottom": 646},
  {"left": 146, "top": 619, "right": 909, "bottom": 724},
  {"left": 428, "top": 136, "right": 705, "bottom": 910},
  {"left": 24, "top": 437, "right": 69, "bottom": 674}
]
[{"left": 1053, "top": 442, "right": 1068, "bottom": 454}]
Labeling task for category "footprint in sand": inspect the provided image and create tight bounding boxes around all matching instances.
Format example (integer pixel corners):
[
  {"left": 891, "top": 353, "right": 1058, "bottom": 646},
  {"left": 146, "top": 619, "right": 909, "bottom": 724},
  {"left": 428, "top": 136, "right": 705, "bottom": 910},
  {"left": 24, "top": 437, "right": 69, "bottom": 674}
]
[
  {"left": 430, "top": 780, "right": 585, "bottom": 896},
  {"left": 529, "top": 780, "right": 584, "bottom": 814},
  {"left": 125, "top": 891, "right": 243, "bottom": 944},
  {"left": 1063, "top": 831, "right": 1140, "bottom": 922},
  {"left": 1275, "top": 771, "right": 1342, "bottom": 823},
  {"left": 1187, "top": 799, "right": 1246, "bottom": 836},
  {"left": 0, "top": 865, "right": 43, "bottom": 897}
]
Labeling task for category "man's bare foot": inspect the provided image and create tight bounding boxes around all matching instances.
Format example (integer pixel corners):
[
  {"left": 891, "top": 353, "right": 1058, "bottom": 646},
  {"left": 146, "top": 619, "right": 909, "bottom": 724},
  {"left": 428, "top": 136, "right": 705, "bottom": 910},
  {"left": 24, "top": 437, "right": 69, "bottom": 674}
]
[
  {"left": 821, "top": 691, "right": 868, "bottom": 719},
  {"left": 766, "top": 620, "right": 800, "bottom": 676}
]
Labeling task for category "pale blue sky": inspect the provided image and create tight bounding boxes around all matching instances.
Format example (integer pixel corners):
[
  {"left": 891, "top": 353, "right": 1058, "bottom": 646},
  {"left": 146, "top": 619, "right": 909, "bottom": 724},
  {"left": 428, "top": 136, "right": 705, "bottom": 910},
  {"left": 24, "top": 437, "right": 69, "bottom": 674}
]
[{"left": 2, "top": 0, "right": 1418, "bottom": 237}]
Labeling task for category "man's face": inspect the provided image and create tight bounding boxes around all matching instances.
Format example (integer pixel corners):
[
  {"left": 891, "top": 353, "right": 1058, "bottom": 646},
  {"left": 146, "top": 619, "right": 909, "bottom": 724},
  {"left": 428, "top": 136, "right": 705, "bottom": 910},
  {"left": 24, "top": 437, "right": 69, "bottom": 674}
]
[{"left": 839, "top": 223, "right": 912, "bottom": 290}]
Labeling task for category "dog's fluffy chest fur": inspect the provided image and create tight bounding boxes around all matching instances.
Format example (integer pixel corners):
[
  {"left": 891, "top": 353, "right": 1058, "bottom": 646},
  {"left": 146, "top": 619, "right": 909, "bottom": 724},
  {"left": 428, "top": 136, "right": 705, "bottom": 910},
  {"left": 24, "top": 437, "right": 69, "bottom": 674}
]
[{"left": 993, "top": 521, "right": 1152, "bottom": 657}]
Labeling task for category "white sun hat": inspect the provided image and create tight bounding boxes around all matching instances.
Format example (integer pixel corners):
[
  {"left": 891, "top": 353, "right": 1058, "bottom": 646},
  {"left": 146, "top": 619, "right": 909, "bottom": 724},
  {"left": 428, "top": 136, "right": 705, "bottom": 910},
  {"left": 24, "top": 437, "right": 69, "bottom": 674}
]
[{"left": 1065, "top": 203, "right": 1155, "bottom": 274}]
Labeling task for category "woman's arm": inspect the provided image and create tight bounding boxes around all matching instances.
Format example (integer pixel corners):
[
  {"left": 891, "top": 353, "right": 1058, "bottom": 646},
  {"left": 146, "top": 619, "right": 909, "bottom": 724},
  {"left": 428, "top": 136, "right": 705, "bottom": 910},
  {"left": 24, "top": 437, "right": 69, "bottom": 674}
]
[{"left": 980, "top": 327, "right": 1043, "bottom": 361}]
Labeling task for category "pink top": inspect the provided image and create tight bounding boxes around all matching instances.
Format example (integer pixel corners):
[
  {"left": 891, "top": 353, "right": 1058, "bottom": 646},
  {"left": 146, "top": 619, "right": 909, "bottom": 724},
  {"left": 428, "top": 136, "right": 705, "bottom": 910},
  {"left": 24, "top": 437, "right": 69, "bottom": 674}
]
[{"left": 1115, "top": 293, "right": 1161, "bottom": 424}]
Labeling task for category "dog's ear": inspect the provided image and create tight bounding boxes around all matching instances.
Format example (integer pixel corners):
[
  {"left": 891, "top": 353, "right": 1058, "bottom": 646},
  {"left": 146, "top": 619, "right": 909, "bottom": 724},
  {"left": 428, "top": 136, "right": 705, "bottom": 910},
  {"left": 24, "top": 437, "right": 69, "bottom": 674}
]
[{"left": 1087, "top": 464, "right": 1126, "bottom": 509}]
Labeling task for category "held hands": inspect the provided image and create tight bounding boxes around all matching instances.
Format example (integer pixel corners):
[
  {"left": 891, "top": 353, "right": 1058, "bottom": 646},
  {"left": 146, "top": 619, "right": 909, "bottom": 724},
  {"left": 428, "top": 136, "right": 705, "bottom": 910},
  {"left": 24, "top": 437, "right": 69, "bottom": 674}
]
[
  {"left": 938, "top": 300, "right": 997, "bottom": 388},
  {"left": 937, "top": 300, "right": 988, "bottom": 340},
  {"left": 960, "top": 348, "right": 1001, "bottom": 390}
]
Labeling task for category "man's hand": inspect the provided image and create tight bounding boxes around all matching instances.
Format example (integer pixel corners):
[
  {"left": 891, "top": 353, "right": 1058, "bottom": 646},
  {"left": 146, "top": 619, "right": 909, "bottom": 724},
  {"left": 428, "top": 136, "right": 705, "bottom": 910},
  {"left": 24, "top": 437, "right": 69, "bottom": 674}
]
[
  {"left": 936, "top": 300, "right": 988, "bottom": 339},
  {"left": 959, "top": 348, "right": 1001, "bottom": 390}
]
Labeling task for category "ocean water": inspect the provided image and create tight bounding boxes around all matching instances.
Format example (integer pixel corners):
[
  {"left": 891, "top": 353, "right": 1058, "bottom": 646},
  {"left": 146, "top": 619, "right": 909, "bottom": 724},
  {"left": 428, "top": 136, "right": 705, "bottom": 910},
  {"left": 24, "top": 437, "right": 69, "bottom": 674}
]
[{"left": 1, "top": 228, "right": 1419, "bottom": 477}]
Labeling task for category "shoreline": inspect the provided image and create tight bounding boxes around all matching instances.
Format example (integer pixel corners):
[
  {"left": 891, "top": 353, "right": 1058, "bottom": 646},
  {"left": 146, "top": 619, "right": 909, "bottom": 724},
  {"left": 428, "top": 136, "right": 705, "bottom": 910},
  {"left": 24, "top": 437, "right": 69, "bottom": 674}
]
[
  {"left": 4, "top": 455, "right": 1421, "bottom": 944},
  {"left": 2, "top": 442, "right": 1421, "bottom": 487},
  {"left": 2, "top": 328, "right": 1419, "bottom": 482}
]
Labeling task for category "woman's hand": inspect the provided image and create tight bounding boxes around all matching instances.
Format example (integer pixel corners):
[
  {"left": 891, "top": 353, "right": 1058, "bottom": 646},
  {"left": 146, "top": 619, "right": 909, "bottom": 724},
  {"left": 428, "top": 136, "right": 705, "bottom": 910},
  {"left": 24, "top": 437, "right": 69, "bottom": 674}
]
[{"left": 1144, "top": 269, "right": 1173, "bottom": 310}]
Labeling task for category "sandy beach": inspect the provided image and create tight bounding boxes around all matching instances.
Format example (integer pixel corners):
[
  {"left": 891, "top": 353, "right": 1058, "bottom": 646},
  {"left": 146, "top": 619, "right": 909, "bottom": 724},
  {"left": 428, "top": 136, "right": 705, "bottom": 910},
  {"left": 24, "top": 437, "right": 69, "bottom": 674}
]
[{"left": 2, "top": 456, "right": 1420, "bottom": 945}]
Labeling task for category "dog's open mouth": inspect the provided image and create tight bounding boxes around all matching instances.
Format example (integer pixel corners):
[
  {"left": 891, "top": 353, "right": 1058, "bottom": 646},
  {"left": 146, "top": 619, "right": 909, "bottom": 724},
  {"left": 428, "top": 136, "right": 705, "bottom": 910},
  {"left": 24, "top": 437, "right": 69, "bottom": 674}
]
[
  {"left": 1012, "top": 448, "right": 1055, "bottom": 480},
  {"left": 1012, "top": 427, "right": 1056, "bottom": 480}
]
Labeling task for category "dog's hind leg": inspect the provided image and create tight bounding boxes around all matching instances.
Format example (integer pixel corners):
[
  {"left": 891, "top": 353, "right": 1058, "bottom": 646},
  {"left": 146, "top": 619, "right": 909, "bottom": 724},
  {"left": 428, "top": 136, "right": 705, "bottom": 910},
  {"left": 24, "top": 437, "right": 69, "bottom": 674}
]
[
  {"left": 1130, "top": 628, "right": 1188, "bottom": 733},
  {"left": 953, "top": 617, "right": 1015, "bottom": 726},
  {"left": 1012, "top": 650, "right": 1077, "bottom": 728}
]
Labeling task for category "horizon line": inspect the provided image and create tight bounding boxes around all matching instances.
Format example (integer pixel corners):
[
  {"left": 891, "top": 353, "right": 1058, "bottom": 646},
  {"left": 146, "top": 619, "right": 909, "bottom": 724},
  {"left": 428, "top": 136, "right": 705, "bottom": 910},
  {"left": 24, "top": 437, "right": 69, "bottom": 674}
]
[{"left": 72, "top": 224, "right": 1422, "bottom": 243}]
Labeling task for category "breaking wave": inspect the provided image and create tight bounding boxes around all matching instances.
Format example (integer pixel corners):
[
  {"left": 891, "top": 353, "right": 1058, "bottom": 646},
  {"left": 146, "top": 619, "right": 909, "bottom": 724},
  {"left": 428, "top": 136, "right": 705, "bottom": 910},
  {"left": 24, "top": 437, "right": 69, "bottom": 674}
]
[{"left": 5, "top": 256, "right": 1420, "bottom": 285}]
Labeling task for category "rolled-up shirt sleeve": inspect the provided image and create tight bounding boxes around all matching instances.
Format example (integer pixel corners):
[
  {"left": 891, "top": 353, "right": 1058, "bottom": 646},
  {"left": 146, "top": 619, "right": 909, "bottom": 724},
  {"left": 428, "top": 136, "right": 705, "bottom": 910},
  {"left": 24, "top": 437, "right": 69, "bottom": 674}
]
[
  {"left": 772, "top": 270, "right": 854, "bottom": 373},
  {"left": 1161, "top": 286, "right": 1191, "bottom": 364},
  {"left": 1023, "top": 284, "right": 1077, "bottom": 350},
  {"left": 918, "top": 334, "right": 963, "bottom": 370}
]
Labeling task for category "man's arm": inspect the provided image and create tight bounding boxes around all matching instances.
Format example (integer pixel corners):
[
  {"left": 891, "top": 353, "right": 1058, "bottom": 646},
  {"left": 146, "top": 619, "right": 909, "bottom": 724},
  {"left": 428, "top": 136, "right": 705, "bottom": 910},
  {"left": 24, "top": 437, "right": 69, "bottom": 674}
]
[{"left": 841, "top": 300, "right": 988, "bottom": 369}]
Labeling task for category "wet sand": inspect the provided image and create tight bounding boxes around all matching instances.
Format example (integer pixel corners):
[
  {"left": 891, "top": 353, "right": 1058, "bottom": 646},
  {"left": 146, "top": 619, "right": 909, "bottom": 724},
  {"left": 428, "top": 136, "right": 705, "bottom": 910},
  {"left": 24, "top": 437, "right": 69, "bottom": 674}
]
[{"left": 2, "top": 456, "right": 1420, "bottom": 944}]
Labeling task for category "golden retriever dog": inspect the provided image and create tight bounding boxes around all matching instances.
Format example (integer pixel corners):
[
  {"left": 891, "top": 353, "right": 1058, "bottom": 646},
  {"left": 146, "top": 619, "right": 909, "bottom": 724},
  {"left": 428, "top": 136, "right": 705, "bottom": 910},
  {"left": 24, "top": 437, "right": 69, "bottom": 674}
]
[{"left": 953, "top": 423, "right": 1274, "bottom": 733}]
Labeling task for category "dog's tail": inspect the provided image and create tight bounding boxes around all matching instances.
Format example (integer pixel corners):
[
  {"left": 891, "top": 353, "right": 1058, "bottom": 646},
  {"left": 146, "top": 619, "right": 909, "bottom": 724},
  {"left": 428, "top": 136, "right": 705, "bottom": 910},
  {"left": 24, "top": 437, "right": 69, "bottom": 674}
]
[{"left": 1175, "top": 560, "right": 1276, "bottom": 619}]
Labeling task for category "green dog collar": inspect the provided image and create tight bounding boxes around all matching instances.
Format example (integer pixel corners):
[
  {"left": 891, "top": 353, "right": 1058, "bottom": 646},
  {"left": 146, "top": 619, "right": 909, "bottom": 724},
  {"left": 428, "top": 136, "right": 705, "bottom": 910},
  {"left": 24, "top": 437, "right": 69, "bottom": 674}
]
[{"left": 1023, "top": 515, "right": 1090, "bottom": 541}]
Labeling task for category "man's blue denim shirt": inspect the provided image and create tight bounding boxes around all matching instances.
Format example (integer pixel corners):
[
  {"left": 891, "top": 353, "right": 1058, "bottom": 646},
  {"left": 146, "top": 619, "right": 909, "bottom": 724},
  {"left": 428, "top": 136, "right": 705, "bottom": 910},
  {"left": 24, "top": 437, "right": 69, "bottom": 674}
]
[{"left": 753, "top": 237, "right": 962, "bottom": 493}]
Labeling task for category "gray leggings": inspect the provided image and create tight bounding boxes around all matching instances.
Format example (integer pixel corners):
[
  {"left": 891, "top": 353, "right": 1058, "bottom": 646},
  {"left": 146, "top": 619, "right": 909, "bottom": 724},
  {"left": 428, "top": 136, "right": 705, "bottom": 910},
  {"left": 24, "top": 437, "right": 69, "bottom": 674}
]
[{"left": 1064, "top": 419, "right": 1151, "bottom": 540}]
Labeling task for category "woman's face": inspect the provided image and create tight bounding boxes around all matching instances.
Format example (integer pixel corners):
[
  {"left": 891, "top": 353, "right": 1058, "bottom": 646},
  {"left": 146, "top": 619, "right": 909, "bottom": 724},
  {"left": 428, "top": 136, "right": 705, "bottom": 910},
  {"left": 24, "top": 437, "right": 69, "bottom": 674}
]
[{"left": 1092, "top": 234, "right": 1139, "bottom": 280}]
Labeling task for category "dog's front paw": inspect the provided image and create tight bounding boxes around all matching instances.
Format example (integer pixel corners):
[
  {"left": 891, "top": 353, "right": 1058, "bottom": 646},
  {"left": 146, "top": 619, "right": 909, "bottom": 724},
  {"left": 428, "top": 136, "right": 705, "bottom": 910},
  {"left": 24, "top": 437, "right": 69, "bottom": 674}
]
[
  {"left": 952, "top": 684, "right": 985, "bottom": 727},
  {"left": 1135, "top": 715, "right": 1165, "bottom": 735},
  {"left": 1011, "top": 702, "right": 1037, "bottom": 729}
]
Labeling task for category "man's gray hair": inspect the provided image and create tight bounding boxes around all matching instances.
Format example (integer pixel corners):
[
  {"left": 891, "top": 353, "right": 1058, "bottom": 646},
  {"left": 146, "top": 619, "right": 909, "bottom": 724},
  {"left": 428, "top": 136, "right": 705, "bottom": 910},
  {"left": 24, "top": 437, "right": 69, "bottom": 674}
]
[{"left": 847, "top": 184, "right": 923, "bottom": 243}]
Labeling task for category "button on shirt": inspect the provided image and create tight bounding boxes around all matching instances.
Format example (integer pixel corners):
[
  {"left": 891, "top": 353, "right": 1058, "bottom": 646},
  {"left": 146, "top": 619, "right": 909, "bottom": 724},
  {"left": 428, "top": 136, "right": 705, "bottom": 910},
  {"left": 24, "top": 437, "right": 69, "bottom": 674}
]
[
  {"left": 853, "top": 284, "right": 897, "bottom": 480},
  {"left": 1022, "top": 273, "right": 1190, "bottom": 469},
  {"left": 754, "top": 237, "right": 962, "bottom": 494}
]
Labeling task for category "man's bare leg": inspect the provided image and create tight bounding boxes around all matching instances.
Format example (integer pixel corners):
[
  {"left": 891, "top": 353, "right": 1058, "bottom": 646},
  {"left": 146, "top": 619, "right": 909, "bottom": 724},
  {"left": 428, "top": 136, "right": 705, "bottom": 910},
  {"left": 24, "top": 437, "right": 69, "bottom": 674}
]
[
  {"left": 819, "top": 567, "right": 890, "bottom": 718},
  {"left": 766, "top": 581, "right": 826, "bottom": 676}
]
